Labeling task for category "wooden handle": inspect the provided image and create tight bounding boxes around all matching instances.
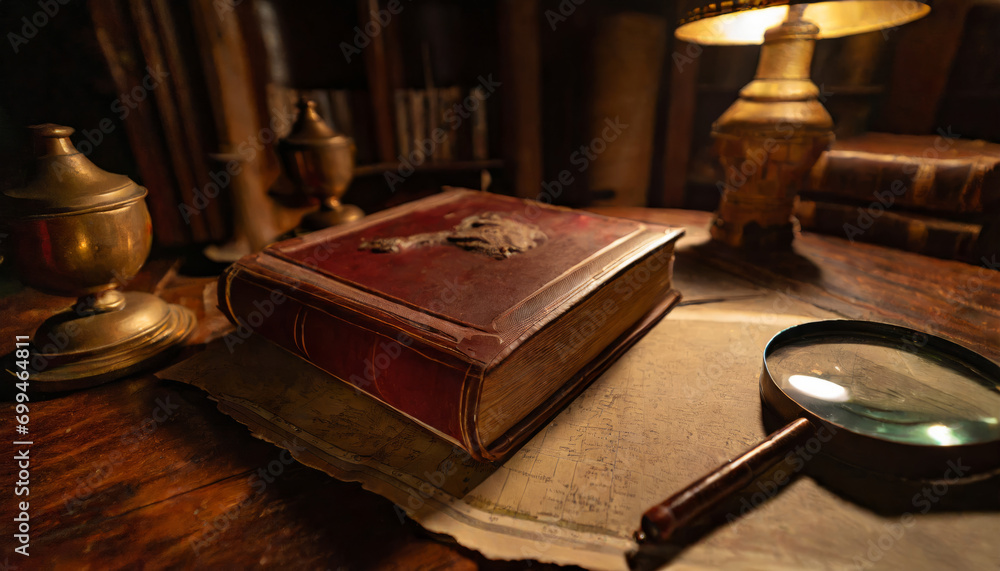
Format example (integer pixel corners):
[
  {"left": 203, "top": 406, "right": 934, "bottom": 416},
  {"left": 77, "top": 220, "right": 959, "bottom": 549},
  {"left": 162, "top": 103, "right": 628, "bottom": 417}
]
[{"left": 636, "top": 417, "right": 814, "bottom": 543}]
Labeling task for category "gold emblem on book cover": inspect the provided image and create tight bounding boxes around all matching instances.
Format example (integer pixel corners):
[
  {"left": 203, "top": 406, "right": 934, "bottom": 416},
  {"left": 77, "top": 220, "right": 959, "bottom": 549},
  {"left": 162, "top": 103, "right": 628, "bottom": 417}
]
[{"left": 360, "top": 212, "right": 547, "bottom": 259}]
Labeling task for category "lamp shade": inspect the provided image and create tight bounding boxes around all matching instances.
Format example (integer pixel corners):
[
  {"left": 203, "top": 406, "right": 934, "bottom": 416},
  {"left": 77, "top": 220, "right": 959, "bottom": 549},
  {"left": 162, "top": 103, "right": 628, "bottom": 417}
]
[{"left": 676, "top": 0, "right": 930, "bottom": 45}]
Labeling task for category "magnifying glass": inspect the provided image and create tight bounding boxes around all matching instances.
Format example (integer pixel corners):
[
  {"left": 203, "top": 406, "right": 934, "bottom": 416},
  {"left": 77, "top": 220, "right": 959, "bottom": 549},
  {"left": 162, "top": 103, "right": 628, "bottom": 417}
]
[{"left": 635, "top": 320, "right": 1000, "bottom": 543}]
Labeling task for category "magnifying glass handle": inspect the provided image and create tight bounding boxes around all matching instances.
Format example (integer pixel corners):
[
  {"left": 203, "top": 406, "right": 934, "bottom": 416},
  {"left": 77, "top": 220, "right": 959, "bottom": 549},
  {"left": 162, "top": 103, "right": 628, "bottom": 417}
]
[{"left": 635, "top": 417, "right": 814, "bottom": 544}]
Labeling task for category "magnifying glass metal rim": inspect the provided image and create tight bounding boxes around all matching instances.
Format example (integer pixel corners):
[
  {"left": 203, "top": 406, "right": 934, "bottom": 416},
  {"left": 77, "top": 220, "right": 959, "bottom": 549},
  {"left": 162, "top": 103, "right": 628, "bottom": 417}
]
[{"left": 761, "top": 319, "right": 1000, "bottom": 480}]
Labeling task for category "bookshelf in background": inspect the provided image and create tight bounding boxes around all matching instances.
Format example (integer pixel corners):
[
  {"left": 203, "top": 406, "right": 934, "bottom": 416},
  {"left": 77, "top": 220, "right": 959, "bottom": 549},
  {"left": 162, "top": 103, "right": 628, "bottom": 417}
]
[
  {"left": 259, "top": 0, "right": 541, "bottom": 204},
  {"left": 83, "top": 0, "right": 543, "bottom": 247}
]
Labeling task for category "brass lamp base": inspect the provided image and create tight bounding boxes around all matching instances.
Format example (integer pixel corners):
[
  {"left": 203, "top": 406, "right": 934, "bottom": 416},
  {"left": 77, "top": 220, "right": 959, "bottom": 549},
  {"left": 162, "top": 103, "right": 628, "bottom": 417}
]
[
  {"left": 709, "top": 11, "right": 833, "bottom": 250},
  {"left": 30, "top": 292, "right": 196, "bottom": 392},
  {"left": 300, "top": 201, "right": 364, "bottom": 231},
  {"left": 711, "top": 126, "right": 831, "bottom": 250}
]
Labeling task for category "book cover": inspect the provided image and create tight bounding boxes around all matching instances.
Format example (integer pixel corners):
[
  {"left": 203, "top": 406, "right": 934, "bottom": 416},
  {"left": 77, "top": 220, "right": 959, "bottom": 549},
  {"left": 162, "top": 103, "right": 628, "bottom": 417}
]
[{"left": 219, "top": 189, "right": 683, "bottom": 460}]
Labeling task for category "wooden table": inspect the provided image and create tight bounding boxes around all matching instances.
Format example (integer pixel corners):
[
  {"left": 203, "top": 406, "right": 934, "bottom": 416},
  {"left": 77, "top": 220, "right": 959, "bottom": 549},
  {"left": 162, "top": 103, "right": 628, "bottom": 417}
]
[{"left": 2, "top": 209, "right": 998, "bottom": 570}]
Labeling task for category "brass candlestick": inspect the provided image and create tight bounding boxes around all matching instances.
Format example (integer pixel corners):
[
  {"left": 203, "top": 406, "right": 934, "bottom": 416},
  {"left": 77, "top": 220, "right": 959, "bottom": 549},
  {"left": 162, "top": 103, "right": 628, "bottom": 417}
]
[
  {"left": 277, "top": 98, "right": 363, "bottom": 231},
  {"left": 0, "top": 124, "right": 196, "bottom": 391}
]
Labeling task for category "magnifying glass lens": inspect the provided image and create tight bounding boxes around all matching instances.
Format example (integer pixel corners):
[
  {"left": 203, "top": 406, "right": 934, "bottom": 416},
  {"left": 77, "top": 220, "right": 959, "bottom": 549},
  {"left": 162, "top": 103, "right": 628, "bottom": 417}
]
[{"left": 767, "top": 336, "right": 1000, "bottom": 447}]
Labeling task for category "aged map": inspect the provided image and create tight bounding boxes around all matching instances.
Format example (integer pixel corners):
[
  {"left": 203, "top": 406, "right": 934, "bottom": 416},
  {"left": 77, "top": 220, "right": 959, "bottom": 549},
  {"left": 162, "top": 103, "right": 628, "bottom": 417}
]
[{"left": 161, "top": 291, "right": 999, "bottom": 570}]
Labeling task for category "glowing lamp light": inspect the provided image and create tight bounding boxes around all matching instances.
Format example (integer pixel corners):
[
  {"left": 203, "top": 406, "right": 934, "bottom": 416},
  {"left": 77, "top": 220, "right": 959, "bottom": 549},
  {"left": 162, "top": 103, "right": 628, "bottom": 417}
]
[{"left": 674, "top": 0, "right": 930, "bottom": 249}]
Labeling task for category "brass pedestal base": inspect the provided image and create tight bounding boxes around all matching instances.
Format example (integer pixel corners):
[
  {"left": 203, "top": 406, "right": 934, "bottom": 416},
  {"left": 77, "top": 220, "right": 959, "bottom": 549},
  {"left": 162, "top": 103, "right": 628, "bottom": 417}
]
[
  {"left": 31, "top": 292, "right": 196, "bottom": 391},
  {"left": 707, "top": 13, "right": 834, "bottom": 251},
  {"left": 300, "top": 201, "right": 364, "bottom": 231}
]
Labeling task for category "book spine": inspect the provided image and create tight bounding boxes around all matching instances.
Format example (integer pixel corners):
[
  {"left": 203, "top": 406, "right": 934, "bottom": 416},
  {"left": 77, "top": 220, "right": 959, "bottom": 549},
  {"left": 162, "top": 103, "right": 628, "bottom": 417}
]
[
  {"left": 586, "top": 13, "right": 668, "bottom": 207},
  {"left": 796, "top": 200, "right": 980, "bottom": 260},
  {"left": 267, "top": 85, "right": 297, "bottom": 139},
  {"left": 409, "top": 90, "right": 427, "bottom": 160},
  {"left": 808, "top": 151, "right": 995, "bottom": 213},
  {"left": 436, "top": 88, "right": 454, "bottom": 161},
  {"left": 427, "top": 87, "right": 440, "bottom": 162},
  {"left": 218, "top": 262, "right": 479, "bottom": 455},
  {"left": 471, "top": 86, "right": 489, "bottom": 160}
]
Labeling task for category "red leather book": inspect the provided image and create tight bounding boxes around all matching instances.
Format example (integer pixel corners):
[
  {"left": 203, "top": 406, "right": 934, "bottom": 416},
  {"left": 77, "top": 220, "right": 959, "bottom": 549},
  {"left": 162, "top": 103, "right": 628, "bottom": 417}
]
[{"left": 219, "top": 189, "right": 683, "bottom": 461}]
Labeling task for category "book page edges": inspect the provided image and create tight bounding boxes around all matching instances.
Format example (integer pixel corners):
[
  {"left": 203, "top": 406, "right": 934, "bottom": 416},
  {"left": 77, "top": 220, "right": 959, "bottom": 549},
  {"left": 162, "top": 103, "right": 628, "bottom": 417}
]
[
  {"left": 486, "top": 226, "right": 683, "bottom": 366},
  {"left": 476, "top": 288, "right": 682, "bottom": 462}
]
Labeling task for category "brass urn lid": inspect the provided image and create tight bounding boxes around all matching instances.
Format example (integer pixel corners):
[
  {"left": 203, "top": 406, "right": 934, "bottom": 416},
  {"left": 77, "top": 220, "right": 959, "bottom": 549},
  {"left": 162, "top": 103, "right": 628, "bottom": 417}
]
[
  {"left": 1, "top": 124, "right": 147, "bottom": 219},
  {"left": 281, "top": 99, "right": 352, "bottom": 148}
]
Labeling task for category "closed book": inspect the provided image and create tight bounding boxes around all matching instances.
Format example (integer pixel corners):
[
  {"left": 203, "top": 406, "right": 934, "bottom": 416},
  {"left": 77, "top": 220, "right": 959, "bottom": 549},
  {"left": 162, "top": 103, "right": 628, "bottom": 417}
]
[
  {"left": 795, "top": 199, "right": 982, "bottom": 260},
  {"left": 807, "top": 132, "right": 1000, "bottom": 214},
  {"left": 218, "top": 189, "right": 683, "bottom": 460}
]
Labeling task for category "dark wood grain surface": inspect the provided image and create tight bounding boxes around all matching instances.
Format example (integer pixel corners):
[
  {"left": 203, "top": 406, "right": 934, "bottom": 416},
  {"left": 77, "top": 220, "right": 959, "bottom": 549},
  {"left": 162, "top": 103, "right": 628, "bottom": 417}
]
[{"left": 2, "top": 208, "right": 998, "bottom": 570}]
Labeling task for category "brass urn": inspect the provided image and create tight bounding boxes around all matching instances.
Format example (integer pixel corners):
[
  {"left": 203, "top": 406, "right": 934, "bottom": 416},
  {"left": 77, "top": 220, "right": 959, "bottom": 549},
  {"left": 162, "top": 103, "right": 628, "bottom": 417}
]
[
  {"left": 0, "top": 124, "right": 196, "bottom": 391},
  {"left": 277, "top": 98, "right": 363, "bottom": 230}
]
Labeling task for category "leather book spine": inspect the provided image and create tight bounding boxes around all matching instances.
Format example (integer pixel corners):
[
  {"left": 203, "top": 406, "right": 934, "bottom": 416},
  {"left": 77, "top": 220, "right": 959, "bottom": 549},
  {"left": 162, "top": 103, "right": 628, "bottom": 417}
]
[
  {"left": 471, "top": 86, "right": 489, "bottom": 161},
  {"left": 218, "top": 261, "right": 482, "bottom": 457},
  {"left": 409, "top": 90, "right": 426, "bottom": 161},
  {"left": 796, "top": 199, "right": 980, "bottom": 260},
  {"left": 808, "top": 149, "right": 999, "bottom": 214},
  {"left": 587, "top": 12, "right": 668, "bottom": 207}
]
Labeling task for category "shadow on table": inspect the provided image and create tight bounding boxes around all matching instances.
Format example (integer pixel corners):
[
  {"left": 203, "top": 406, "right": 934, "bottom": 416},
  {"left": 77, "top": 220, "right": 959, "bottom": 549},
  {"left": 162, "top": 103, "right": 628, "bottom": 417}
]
[
  {"left": 757, "top": 408, "right": 1000, "bottom": 516},
  {"left": 627, "top": 407, "right": 1000, "bottom": 571},
  {"left": 684, "top": 238, "right": 823, "bottom": 286}
]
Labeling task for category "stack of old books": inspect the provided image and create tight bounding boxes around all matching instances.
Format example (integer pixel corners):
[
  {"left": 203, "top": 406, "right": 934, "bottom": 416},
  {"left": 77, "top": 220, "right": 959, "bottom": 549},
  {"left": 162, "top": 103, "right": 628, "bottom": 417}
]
[{"left": 796, "top": 132, "right": 999, "bottom": 261}]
